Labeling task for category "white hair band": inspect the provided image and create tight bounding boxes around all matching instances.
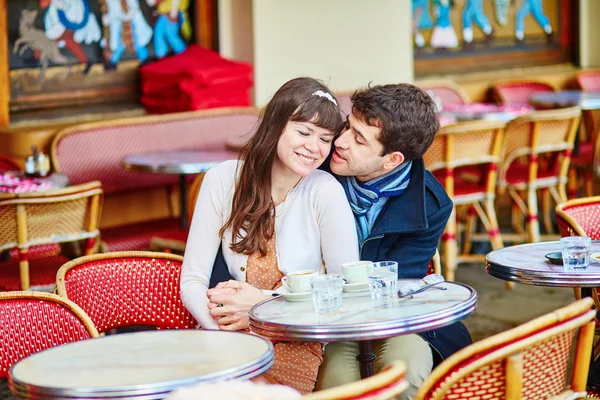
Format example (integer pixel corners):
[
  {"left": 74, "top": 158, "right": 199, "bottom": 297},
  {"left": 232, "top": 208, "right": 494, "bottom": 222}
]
[{"left": 312, "top": 90, "right": 338, "bottom": 106}]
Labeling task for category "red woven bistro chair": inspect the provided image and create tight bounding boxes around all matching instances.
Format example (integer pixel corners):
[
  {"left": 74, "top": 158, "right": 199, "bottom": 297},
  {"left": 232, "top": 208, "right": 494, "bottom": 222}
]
[
  {"left": 424, "top": 119, "right": 507, "bottom": 287},
  {"left": 56, "top": 251, "right": 196, "bottom": 333},
  {"left": 0, "top": 155, "right": 21, "bottom": 173},
  {"left": 0, "top": 181, "right": 103, "bottom": 291},
  {"left": 417, "top": 79, "right": 471, "bottom": 106},
  {"left": 304, "top": 361, "right": 408, "bottom": 400},
  {"left": 578, "top": 69, "right": 600, "bottom": 92},
  {"left": 414, "top": 298, "right": 596, "bottom": 400},
  {"left": 0, "top": 291, "right": 98, "bottom": 379},
  {"left": 498, "top": 107, "right": 581, "bottom": 244},
  {"left": 491, "top": 79, "right": 556, "bottom": 106}
]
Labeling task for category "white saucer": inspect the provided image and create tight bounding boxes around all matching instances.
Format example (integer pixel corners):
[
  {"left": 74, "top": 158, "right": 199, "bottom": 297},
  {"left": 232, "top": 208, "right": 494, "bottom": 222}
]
[
  {"left": 343, "top": 282, "right": 370, "bottom": 293},
  {"left": 590, "top": 252, "right": 600, "bottom": 262},
  {"left": 275, "top": 286, "right": 313, "bottom": 302}
]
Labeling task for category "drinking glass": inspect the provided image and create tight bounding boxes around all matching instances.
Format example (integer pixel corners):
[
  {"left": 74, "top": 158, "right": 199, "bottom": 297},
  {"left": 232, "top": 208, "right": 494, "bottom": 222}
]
[
  {"left": 310, "top": 274, "right": 344, "bottom": 313},
  {"left": 372, "top": 261, "right": 398, "bottom": 293},
  {"left": 560, "top": 236, "right": 591, "bottom": 271},
  {"left": 368, "top": 265, "right": 395, "bottom": 299}
]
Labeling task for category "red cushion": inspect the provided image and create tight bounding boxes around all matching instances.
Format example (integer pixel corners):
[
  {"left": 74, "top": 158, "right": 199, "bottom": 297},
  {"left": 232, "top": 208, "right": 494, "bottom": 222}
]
[
  {"left": 571, "top": 142, "right": 594, "bottom": 166},
  {"left": 139, "top": 45, "right": 253, "bottom": 90},
  {"left": 141, "top": 87, "right": 251, "bottom": 113},
  {"left": 101, "top": 218, "right": 181, "bottom": 252},
  {"left": 505, "top": 163, "right": 559, "bottom": 185}
]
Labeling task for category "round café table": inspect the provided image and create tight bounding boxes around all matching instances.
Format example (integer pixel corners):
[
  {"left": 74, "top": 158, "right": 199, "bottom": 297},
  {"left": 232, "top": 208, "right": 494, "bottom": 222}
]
[
  {"left": 440, "top": 103, "right": 533, "bottom": 123},
  {"left": 486, "top": 241, "right": 600, "bottom": 287},
  {"left": 9, "top": 330, "right": 274, "bottom": 399},
  {"left": 529, "top": 90, "right": 600, "bottom": 110},
  {"left": 249, "top": 281, "right": 477, "bottom": 378},
  {"left": 122, "top": 150, "right": 238, "bottom": 230}
]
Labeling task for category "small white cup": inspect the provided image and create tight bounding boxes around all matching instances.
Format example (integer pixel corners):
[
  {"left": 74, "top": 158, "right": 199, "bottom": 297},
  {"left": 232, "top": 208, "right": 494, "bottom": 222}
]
[
  {"left": 341, "top": 261, "right": 372, "bottom": 284},
  {"left": 281, "top": 270, "right": 318, "bottom": 293}
]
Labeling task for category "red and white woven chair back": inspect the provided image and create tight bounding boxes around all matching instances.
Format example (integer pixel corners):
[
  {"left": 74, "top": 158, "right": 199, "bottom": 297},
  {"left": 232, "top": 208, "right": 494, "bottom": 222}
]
[
  {"left": 555, "top": 196, "right": 600, "bottom": 239},
  {"left": 0, "top": 291, "right": 98, "bottom": 379},
  {"left": 0, "top": 156, "right": 21, "bottom": 173},
  {"left": 56, "top": 251, "right": 196, "bottom": 333},
  {"left": 417, "top": 79, "right": 471, "bottom": 106},
  {"left": 492, "top": 80, "right": 555, "bottom": 105},
  {"left": 415, "top": 298, "right": 596, "bottom": 400}
]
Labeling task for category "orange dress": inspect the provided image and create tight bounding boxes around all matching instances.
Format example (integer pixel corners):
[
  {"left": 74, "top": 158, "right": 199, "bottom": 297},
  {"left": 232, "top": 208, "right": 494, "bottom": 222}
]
[{"left": 246, "top": 235, "right": 323, "bottom": 394}]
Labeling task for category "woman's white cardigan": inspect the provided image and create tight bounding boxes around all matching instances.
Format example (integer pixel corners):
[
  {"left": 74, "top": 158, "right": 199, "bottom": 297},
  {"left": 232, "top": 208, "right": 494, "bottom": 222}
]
[{"left": 180, "top": 160, "right": 359, "bottom": 329}]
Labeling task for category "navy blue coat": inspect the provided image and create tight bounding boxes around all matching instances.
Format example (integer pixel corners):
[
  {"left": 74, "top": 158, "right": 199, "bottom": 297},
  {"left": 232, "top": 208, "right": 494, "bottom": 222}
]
[{"left": 356, "top": 158, "right": 472, "bottom": 366}]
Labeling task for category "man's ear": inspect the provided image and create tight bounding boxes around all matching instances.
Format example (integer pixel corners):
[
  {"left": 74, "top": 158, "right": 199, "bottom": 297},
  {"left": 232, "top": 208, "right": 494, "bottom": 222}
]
[{"left": 383, "top": 151, "right": 405, "bottom": 171}]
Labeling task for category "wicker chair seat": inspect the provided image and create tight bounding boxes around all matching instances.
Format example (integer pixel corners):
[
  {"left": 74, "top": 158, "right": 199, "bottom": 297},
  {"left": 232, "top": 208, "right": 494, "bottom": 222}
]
[
  {"left": 101, "top": 217, "right": 180, "bottom": 251},
  {"left": 56, "top": 252, "right": 196, "bottom": 333},
  {"left": 5, "top": 244, "right": 60, "bottom": 260},
  {"left": 502, "top": 162, "right": 562, "bottom": 187},
  {"left": 0, "top": 254, "right": 70, "bottom": 291}
]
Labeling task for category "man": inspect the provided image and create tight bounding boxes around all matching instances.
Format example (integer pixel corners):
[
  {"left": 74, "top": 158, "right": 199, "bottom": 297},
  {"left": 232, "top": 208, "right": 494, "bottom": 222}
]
[
  {"left": 316, "top": 83, "right": 472, "bottom": 399},
  {"left": 204, "top": 83, "right": 472, "bottom": 398}
]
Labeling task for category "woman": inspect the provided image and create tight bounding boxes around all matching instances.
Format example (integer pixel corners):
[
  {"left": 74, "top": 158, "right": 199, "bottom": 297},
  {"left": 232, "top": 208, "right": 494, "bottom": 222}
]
[{"left": 180, "top": 77, "right": 359, "bottom": 393}]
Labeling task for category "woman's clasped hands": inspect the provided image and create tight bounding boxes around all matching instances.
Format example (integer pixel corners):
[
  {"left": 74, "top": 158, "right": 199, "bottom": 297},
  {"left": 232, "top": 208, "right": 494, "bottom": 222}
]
[{"left": 206, "top": 280, "right": 271, "bottom": 331}]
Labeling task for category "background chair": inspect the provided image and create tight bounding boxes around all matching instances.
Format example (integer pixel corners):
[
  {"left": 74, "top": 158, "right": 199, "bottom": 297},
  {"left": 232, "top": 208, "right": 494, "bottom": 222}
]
[
  {"left": 305, "top": 361, "right": 408, "bottom": 400},
  {"left": 424, "top": 119, "right": 506, "bottom": 286},
  {"left": 56, "top": 251, "right": 196, "bottom": 333},
  {"left": 416, "top": 79, "right": 471, "bottom": 106},
  {"left": 491, "top": 79, "right": 556, "bottom": 106},
  {"left": 498, "top": 106, "right": 581, "bottom": 243},
  {"left": 0, "top": 181, "right": 103, "bottom": 291},
  {"left": 577, "top": 69, "right": 600, "bottom": 92},
  {"left": 0, "top": 155, "right": 21, "bottom": 173},
  {"left": 149, "top": 173, "right": 205, "bottom": 254},
  {"left": 0, "top": 291, "right": 98, "bottom": 379},
  {"left": 414, "top": 298, "right": 596, "bottom": 400}
]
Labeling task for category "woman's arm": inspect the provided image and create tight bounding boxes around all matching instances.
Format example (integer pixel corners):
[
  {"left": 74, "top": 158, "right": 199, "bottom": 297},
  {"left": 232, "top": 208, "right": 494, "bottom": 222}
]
[
  {"left": 180, "top": 167, "right": 225, "bottom": 330},
  {"left": 315, "top": 178, "right": 359, "bottom": 274}
]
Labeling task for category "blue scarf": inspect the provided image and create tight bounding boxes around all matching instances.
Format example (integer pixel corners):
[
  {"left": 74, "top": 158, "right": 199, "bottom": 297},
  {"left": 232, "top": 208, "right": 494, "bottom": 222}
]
[{"left": 341, "top": 161, "right": 412, "bottom": 243}]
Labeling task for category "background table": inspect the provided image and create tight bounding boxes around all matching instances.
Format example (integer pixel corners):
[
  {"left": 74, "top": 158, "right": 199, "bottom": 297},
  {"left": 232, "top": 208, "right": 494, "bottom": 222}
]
[
  {"left": 486, "top": 241, "right": 600, "bottom": 287},
  {"left": 9, "top": 330, "right": 274, "bottom": 399},
  {"left": 440, "top": 103, "right": 533, "bottom": 123},
  {"left": 529, "top": 90, "right": 600, "bottom": 110},
  {"left": 122, "top": 150, "right": 238, "bottom": 229},
  {"left": 249, "top": 281, "right": 477, "bottom": 378}
]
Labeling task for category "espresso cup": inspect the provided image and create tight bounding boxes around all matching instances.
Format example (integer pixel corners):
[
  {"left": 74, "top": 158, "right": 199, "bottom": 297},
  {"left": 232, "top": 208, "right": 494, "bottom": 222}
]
[
  {"left": 341, "top": 261, "right": 372, "bottom": 284},
  {"left": 281, "top": 270, "right": 318, "bottom": 293}
]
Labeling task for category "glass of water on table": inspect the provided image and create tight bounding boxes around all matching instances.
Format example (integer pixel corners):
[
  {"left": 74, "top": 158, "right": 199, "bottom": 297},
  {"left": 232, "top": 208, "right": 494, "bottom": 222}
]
[
  {"left": 369, "top": 261, "right": 398, "bottom": 299},
  {"left": 560, "top": 236, "right": 591, "bottom": 271}
]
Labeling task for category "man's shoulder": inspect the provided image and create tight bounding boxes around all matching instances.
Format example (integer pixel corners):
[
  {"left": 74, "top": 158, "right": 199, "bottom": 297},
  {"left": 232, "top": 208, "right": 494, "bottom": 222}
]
[{"left": 423, "top": 169, "right": 452, "bottom": 210}]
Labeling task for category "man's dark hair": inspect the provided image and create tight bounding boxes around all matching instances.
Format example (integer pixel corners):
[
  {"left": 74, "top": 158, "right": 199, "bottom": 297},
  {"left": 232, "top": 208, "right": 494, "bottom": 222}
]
[{"left": 351, "top": 83, "right": 440, "bottom": 161}]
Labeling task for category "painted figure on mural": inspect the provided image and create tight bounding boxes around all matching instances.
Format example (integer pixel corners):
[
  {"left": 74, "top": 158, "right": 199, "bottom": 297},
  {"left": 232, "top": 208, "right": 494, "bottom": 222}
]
[
  {"left": 462, "top": 0, "right": 493, "bottom": 46},
  {"left": 146, "top": 0, "right": 188, "bottom": 58},
  {"left": 41, "top": 0, "right": 102, "bottom": 74},
  {"left": 102, "top": 0, "right": 153, "bottom": 70},
  {"left": 493, "top": 0, "right": 510, "bottom": 26},
  {"left": 13, "top": 9, "right": 71, "bottom": 79},
  {"left": 515, "top": 0, "right": 553, "bottom": 43},
  {"left": 412, "top": 0, "right": 434, "bottom": 49},
  {"left": 430, "top": 0, "right": 458, "bottom": 50}
]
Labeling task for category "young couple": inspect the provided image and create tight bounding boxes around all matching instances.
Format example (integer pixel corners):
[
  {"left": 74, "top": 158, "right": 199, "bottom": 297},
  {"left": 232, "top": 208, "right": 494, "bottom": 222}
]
[{"left": 180, "top": 77, "right": 472, "bottom": 398}]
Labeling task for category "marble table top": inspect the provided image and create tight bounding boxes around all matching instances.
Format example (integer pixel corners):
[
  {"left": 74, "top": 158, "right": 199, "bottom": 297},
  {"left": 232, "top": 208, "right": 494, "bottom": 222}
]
[
  {"left": 529, "top": 90, "right": 600, "bottom": 110},
  {"left": 9, "top": 330, "right": 273, "bottom": 399},
  {"left": 249, "top": 281, "right": 477, "bottom": 342},
  {"left": 486, "top": 241, "right": 600, "bottom": 287},
  {"left": 122, "top": 150, "right": 238, "bottom": 175}
]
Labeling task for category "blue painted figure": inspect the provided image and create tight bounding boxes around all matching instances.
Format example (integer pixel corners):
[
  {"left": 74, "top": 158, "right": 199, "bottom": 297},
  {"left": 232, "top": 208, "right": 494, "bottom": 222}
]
[
  {"left": 515, "top": 0, "right": 552, "bottom": 42},
  {"left": 430, "top": 0, "right": 458, "bottom": 49},
  {"left": 147, "top": 0, "right": 188, "bottom": 58},
  {"left": 462, "top": 0, "right": 492, "bottom": 44},
  {"left": 412, "top": 0, "right": 434, "bottom": 48}
]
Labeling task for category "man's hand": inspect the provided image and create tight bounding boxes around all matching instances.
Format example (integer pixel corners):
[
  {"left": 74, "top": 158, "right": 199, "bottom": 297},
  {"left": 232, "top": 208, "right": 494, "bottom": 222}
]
[{"left": 206, "top": 280, "right": 270, "bottom": 331}]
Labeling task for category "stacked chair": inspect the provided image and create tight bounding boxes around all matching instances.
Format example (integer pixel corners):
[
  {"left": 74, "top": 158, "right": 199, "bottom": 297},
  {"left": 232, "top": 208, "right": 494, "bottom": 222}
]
[
  {"left": 0, "top": 181, "right": 103, "bottom": 290},
  {"left": 491, "top": 79, "right": 556, "bottom": 106},
  {"left": 416, "top": 79, "right": 471, "bottom": 106}
]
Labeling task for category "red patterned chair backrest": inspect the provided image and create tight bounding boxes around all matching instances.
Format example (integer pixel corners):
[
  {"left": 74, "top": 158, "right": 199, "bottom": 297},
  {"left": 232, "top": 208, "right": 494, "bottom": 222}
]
[
  {"left": 0, "top": 292, "right": 98, "bottom": 379},
  {"left": 577, "top": 70, "right": 600, "bottom": 91},
  {"left": 492, "top": 80, "right": 556, "bottom": 105},
  {"left": 0, "top": 155, "right": 21, "bottom": 172},
  {"left": 555, "top": 196, "right": 600, "bottom": 239},
  {"left": 417, "top": 79, "right": 471, "bottom": 106},
  {"left": 56, "top": 251, "right": 196, "bottom": 333},
  {"left": 50, "top": 108, "right": 260, "bottom": 194},
  {"left": 414, "top": 298, "right": 595, "bottom": 400}
]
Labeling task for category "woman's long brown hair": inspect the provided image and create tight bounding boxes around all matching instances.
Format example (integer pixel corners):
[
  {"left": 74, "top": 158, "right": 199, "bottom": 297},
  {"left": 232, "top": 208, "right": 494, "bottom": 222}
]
[{"left": 219, "top": 77, "right": 343, "bottom": 256}]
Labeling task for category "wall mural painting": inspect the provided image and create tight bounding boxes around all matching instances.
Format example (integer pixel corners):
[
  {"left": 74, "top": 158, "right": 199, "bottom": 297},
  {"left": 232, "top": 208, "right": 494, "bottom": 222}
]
[
  {"left": 412, "top": 0, "right": 558, "bottom": 54},
  {"left": 8, "top": 0, "right": 193, "bottom": 111}
]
